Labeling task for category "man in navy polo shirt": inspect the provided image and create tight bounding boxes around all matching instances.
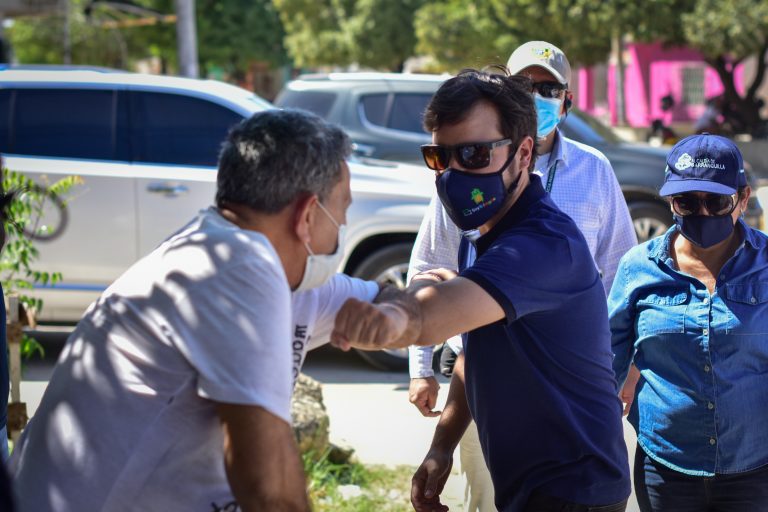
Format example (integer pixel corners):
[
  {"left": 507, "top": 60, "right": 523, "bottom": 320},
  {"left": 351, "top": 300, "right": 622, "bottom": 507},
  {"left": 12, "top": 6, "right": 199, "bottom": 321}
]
[{"left": 331, "top": 69, "right": 630, "bottom": 512}]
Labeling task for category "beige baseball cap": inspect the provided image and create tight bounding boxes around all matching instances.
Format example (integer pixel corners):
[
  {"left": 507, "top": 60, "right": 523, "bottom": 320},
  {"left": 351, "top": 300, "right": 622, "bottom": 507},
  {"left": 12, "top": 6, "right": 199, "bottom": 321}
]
[{"left": 507, "top": 41, "right": 572, "bottom": 85}]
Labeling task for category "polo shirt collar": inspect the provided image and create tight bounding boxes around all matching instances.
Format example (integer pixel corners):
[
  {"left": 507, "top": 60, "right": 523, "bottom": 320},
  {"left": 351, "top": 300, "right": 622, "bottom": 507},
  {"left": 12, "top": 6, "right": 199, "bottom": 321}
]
[
  {"left": 476, "top": 173, "right": 546, "bottom": 252},
  {"left": 551, "top": 128, "right": 567, "bottom": 167}
]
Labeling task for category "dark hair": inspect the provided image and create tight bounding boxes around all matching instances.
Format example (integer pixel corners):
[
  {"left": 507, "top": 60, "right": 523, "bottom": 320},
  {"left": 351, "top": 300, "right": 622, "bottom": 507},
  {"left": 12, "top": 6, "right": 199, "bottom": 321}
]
[
  {"left": 423, "top": 68, "right": 538, "bottom": 170},
  {"left": 216, "top": 109, "right": 351, "bottom": 214}
]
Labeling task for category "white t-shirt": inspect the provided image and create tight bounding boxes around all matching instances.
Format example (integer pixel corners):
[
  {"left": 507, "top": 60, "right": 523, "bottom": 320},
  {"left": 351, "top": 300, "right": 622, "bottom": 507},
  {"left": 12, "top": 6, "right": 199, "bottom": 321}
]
[
  {"left": 11, "top": 207, "right": 293, "bottom": 512},
  {"left": 290, "top": 274, "right": 379, "bottom": 381}
]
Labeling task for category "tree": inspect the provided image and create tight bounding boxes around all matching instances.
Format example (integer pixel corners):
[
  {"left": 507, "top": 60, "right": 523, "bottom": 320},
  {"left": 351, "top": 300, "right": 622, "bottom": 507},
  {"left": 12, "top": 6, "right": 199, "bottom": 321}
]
[
  {"left": 273, "top": 0, "right": 426, "bottom": 71},
  {"left": 272, "top": 0, "right": 356, "bottom": 69},
  {"left": 196, "top": 0, "right": 288, "bottom": 81},
  {"left": 681, "top": 0, "right": 768, "bottom": 136},
  {"left": 346, "top": 0, "right": 426, "bottom": 71}
]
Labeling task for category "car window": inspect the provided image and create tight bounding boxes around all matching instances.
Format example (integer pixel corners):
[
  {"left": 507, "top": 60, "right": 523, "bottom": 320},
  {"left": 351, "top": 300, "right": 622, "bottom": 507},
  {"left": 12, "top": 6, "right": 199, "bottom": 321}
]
[
  {"left": 274, "top": 89, "right": 336, "bottom": 119},
  {"left": 361, "top": 94, "right": 388, "bottom": 127},
  {"left": 560, "top": 109, "right": 621, "bottom": 146},
  {"left": 388, "top": 94, "right": 431, "bottom": 133},
  {"left": 0, "top": 90, "right": 10, "bottom": 152},
  {"left": 130, "top": 92, "right": 244, "bottom": 166},
  {"left": 10, "top": 88, "right": 116, "bottom": 160}
]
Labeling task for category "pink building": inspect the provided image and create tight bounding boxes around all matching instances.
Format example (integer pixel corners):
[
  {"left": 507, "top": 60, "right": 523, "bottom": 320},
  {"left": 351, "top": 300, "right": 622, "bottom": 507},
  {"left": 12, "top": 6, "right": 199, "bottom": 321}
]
[{"left": 575, "top": 42, "right": 745, "bottom": 128}]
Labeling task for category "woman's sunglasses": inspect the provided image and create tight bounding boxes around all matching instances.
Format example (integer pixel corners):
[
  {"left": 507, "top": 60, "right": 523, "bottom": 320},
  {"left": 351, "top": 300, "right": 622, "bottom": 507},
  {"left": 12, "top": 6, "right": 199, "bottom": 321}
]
[
  {"left": 532, "top": 81, "right": 567, "bottom": 99},
  {"left": 421, "top": 138, "right": 513, "bottom": 172},
  {"left": 671, "top": 193, "right": 738, "bottom": 217}
]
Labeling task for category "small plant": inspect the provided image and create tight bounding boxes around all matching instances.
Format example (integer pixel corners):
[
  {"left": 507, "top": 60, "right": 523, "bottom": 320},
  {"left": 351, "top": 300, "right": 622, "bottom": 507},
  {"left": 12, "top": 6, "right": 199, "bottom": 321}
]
[
  {"left": 303, "top": 450, "right": 414, "bottom": 512},
  {"left": 1, "top": 168, "right": 82, "bottom": 358}
]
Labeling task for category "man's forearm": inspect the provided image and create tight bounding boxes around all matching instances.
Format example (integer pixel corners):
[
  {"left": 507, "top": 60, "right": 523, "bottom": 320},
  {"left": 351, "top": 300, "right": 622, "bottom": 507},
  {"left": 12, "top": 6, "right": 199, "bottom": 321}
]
[
  {"left": 219, "top": 404, "right": 311, "bottom": 512},
  {"left": 431, "top": 353, "right": 472, "bottom": 452}
]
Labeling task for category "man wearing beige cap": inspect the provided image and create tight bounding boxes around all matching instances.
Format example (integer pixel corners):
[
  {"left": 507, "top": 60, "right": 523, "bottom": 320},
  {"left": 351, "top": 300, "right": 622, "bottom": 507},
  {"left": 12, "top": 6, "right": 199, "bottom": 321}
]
[{"left": 407, "top": 41, "right": 637, "bottom": 511}]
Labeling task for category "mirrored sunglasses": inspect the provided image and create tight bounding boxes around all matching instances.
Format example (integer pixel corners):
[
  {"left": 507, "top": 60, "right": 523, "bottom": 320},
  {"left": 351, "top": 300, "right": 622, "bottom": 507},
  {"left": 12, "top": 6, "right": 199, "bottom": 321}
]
[
  {"left": 421, "top": 138, "right": 513, "bottom": 172},
  {"left": 671, "top": 193, "right": 738, "bottom": 217},
  {"left": 532, "top": 81, "right": 567, "bottom": 99}
]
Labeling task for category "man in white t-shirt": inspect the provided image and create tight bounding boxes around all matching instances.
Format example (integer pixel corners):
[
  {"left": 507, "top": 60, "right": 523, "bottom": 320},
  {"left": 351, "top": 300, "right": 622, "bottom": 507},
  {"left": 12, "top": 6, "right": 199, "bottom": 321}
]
[{"left": 10, "top": 109, "right": 354, "bottom": 512}]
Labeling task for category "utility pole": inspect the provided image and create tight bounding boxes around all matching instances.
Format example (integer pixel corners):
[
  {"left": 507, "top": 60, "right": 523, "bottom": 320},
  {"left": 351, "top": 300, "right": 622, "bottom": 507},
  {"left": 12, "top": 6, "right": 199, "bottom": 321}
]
[
  {"left": 62, "top": 0, "right": 71, "bottom": 64},
  {"left": 174, "top": 0, "right": 198, "bottom": 78}
]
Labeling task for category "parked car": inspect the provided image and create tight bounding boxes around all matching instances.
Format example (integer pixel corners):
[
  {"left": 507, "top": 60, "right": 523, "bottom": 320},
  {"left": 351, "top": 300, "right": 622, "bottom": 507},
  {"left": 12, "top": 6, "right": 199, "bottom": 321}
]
[
  {"left": 275, "top": 72, "right": 764, "bottom": 242},
  {"left": 0, "top": 68, "right": 433, "bottom": 371}
]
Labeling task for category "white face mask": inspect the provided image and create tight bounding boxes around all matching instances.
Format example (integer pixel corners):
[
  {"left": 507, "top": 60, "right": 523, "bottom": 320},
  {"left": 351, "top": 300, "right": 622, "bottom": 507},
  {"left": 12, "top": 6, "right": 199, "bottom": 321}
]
[{"left": 294, "top": 201, "right": 346, "bottom": 292}]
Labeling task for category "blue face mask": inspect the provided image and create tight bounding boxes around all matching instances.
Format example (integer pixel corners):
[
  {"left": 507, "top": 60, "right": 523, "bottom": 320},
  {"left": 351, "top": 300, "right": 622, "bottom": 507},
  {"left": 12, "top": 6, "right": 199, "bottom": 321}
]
[
  {"left": 674, "top": 214, "right": 735, "bottom": 248},
  {"left": 435, "top": 154, "right": 520, "bottom": 238},
  {"left": 534, "top": 93, "right": 563, "bottom": 138}
]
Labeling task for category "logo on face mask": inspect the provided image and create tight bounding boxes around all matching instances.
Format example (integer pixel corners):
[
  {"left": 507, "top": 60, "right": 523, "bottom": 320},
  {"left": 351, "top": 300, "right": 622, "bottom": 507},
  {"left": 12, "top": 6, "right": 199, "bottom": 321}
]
[{"left": 471, "top": 188, "right": 484, "bottom": 204}]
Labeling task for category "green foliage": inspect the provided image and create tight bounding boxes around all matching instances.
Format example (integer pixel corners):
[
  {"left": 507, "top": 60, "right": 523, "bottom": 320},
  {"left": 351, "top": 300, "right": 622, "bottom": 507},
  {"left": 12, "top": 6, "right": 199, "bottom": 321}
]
[
  {"left": 7, "top": 0, "right": 134, "bottom": 68},
  {"left": 303, "top": 450, "right": 414, "bottom": 511},
  {"left": 681, "top": 0, "right": 768, "bottom": 61},
  {"left": 272, "top": 0, "right": 356, "bottom": 68},
  {"left": 273, "top": 0, "right": 426, "bottom": 70},
  {"left": 197, "top": 0, "right": 289, "bottom": 79},
  {"left": 414, "top": 0, "right": 505, "bottom": 72},
  {"left": 1, "top": 170, "right": 82, "bottom": 358},
  {"left": 346, "top": 0, "right": 427, "bottom": 71}
]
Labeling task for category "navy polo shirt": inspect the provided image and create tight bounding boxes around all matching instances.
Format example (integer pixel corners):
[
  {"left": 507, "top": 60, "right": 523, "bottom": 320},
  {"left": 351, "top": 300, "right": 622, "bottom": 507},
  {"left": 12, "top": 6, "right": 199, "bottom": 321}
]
[{"left": 459, "top": 174, "right": 630, "bottom": 511}]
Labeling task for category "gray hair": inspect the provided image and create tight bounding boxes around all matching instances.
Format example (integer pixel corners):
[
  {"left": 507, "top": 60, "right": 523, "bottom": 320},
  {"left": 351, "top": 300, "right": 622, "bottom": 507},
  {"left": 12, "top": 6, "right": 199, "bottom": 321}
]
[{"left": 216, "top": 109, "right": 351, "bottom": 213}]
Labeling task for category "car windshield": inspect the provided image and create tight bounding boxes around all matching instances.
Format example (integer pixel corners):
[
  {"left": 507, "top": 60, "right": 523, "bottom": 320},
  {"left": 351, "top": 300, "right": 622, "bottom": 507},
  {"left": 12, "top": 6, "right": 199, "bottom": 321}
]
[{"left": 561, "top": 109, "right": 622, "bottom": 146}]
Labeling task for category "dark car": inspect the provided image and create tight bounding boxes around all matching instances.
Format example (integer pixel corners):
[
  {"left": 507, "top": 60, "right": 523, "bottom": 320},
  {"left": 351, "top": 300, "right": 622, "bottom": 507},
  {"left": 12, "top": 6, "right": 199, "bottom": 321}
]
[{"left": 276, "top": 72, "right": 764, "bottom": 243}]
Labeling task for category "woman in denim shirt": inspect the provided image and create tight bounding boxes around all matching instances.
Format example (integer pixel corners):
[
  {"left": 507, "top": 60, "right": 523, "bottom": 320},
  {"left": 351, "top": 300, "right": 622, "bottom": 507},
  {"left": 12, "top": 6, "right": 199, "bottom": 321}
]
[{"left": 609, "top": 134, "right": 768, "bottom": 512}]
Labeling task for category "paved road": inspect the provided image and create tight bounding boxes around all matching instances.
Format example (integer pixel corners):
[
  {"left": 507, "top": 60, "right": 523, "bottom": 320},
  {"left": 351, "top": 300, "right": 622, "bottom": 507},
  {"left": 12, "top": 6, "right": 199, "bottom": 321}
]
[{"left": 20, "top": 335, "right": 640, "bottom": 511}]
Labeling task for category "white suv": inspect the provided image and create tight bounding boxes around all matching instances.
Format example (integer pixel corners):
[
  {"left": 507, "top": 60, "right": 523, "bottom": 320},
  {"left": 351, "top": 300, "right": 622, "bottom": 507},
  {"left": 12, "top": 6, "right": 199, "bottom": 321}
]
[{"left": 0, "top": 68, "right": 433, "bottom": 370}]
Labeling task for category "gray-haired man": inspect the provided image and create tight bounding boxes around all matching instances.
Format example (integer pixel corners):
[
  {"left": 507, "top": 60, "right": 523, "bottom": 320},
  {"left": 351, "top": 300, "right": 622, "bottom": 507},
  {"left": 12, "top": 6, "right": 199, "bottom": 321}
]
[{"left": 11, "top": 109, "right": 352, "bottom": 512}]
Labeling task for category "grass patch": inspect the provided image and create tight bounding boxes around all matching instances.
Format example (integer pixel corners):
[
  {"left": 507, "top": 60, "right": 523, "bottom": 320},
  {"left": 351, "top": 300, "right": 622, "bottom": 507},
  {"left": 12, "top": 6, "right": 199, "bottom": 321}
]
[{"left": 303, "top": 451, "right": 415, "bottom": 511}]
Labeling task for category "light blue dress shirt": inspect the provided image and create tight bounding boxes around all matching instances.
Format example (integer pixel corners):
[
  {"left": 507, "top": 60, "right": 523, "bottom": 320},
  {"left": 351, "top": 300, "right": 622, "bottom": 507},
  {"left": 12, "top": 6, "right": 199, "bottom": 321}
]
[{"left": 609, "top": 220, "right": 768, "bottom": 476}]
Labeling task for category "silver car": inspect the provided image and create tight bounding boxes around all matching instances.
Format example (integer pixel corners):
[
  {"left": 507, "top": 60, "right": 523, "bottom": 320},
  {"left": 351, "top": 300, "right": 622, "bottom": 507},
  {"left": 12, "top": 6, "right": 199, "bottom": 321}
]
[{"left": 0, "top": 68, "right": 433, "bottom": 371}]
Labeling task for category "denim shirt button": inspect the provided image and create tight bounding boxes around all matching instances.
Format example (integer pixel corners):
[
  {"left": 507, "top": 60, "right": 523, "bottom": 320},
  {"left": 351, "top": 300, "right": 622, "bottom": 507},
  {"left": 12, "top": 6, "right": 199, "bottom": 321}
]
[
  {"left": 751, "top": 296, "right": 757, "bottom": 304},
  {"left": 708, "top": 402, "right": 714, "bottom": 410},
  {"left": 703, "top": 328, "right": 709, "bottom": 336},
  {"left": 710, "top": 438, "right": 716, "bottom": 445},
  {"left": 703, "top": 297, "right": 710, "bottom": 305},
  {"left": 704, "top": 365, "right": 711, "bottom": 372}
]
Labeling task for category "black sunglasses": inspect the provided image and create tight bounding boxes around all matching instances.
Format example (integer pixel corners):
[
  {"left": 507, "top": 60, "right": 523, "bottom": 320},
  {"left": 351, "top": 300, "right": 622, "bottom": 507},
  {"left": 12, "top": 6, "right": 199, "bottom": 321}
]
[
  {"left": 421, "top": 138, "right": 513, "bottom": 172},
  {"left": 671, "top": 193, "right": 738, "bottom": 217},
  {"left": 532, "top": 81, "right": 567, "bottom": 99}
]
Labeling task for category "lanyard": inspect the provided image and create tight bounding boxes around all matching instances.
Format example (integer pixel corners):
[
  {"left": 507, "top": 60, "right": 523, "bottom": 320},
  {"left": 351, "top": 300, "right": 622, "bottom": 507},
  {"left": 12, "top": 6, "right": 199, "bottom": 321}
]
[{"left": 545, "top": 161, "right": 558, "bottom": 193}]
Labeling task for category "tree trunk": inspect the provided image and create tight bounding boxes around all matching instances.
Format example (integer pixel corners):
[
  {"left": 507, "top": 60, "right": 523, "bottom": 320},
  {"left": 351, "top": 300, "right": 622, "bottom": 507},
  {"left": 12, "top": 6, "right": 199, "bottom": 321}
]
[{"left": 707, "top": 49, "right": 767, "bottom": 137}]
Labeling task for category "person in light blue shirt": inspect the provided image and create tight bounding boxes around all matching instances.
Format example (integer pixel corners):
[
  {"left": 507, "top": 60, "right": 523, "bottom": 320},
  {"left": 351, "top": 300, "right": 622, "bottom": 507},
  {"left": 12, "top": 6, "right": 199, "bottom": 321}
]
[{"left": 609, "top": 133, "right": 768, "bottom": 512}]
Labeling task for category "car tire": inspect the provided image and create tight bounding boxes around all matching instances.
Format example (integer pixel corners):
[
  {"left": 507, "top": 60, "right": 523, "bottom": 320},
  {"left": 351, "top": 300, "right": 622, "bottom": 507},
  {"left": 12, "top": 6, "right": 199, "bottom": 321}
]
[
  {"left": 350, "top": 242, "right": 412, "bottom": 372},
  {"left": 630, "top": 201, "right": 672, "bottom": 243}
]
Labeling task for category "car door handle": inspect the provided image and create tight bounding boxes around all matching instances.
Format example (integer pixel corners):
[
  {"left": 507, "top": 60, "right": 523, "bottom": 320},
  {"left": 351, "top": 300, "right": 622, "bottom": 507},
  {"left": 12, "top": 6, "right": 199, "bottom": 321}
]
[
  {"left": 146, "top": 182, "right": 189, "bottom": 197},
  {"left": 352, "top": 142, "right": 375, "bottom": 158}
]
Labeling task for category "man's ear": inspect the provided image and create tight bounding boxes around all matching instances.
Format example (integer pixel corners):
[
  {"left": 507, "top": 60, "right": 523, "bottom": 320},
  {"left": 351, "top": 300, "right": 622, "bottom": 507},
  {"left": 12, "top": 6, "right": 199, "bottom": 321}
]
[
  {"left": 293, "top": 193, "right": 318, "bottom": 245},
  {"left": 518, "top": 136, "right": 535, "bottom": 171},
  {"left": 563, "top": 91, "right": 573, "bottom": 115}
]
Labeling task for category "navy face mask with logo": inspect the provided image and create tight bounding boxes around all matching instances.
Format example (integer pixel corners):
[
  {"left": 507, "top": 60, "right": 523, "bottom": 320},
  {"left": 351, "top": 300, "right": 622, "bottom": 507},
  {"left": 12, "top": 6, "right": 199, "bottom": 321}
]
[
  {"left": 435, "top": 154, "right": 520, "bottom": 232},
  {"left": 674, "top": 214, "right": 735, "bottom": 248}
]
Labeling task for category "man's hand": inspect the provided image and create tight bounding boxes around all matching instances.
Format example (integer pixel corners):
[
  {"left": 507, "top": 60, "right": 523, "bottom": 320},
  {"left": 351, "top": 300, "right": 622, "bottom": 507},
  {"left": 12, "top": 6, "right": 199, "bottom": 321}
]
[
  {"left": 409, "top": 377, "right": 441, "bottom": 417},
  {"left": 330, "top": 298, "right": 418, "bottom": 351},
  {"left": 411, "top": 449, "right": 453, "bottom": 512},
  {"left": 620, "top": 365, "right": 642, "bottom": 416}
]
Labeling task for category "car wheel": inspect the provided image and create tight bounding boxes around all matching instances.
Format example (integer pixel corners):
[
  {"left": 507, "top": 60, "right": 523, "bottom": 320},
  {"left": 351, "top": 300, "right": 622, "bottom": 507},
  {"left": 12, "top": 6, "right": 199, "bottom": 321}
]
[
  {"left": 350, "top": 242, "right": 412, "bottom": 372},
  {"left": 630, "top": 201, "right": 671, "bottom": 243}
]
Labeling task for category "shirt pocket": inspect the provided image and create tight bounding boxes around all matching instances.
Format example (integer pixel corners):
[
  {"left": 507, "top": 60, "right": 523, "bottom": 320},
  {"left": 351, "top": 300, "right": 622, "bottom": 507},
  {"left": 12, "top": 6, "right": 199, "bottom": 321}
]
[
  {"left": 635, "top": 290, "right": 688, "bottom": 336},
  {"left": 724, "top": 282, "right": 768, "bottom": 335}
]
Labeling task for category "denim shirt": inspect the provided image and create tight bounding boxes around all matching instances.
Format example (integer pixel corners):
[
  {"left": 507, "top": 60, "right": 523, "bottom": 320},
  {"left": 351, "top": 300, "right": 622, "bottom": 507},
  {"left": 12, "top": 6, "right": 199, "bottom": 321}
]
[{"left": 609, "top": 220, "right": 768, "bottom": 476}]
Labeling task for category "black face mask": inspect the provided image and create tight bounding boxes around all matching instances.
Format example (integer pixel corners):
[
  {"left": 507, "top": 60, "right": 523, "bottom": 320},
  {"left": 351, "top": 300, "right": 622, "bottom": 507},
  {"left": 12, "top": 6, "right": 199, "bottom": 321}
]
[
  {"left": 435, "top": 153, "right": 520, "bottom": 235},
  {"left": 674, "top": 213, "right": 735, "bottom": 248}
]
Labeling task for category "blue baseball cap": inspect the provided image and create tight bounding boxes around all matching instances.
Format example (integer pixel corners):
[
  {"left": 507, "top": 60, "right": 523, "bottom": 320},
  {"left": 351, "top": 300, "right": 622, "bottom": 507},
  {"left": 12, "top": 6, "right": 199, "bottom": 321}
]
[{"left": 659, "top": 133, "right": 746, "bottom": 197}]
